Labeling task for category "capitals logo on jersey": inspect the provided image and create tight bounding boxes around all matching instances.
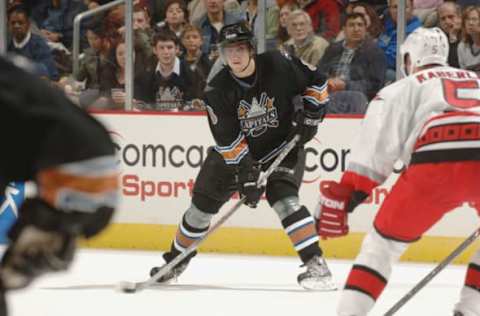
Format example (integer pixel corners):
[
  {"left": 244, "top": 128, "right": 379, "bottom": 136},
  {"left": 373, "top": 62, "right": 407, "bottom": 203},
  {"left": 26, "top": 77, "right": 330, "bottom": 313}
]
[{"left": 238, "top": 92, "right": 279, "bottom": 137}]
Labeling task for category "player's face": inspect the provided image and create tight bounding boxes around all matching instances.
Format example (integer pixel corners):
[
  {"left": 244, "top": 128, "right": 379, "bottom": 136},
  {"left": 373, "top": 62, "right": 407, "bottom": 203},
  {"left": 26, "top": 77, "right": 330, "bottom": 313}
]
[
  {"left": 403, "top": 54, "right": 412, "bottom": 75},
  {"left": 223, "top": 42, "right": 251, "bottom": 74},
  {"left": 154, "top": 41, "right": 178, "bottom": 65},
  {"left": 8, "top": 12, "right": 30, "bottom": 42}
]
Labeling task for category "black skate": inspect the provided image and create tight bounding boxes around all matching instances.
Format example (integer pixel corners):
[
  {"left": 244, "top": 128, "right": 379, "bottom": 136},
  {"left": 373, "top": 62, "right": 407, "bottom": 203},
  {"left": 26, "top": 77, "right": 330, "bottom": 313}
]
[
  {"left": 149, "top": 262, "right": 188, "bottom": 284},
  {"left": 297, "top": 255, "right": 337, "bottom": 291},
  {"left": 149, "top": 251, "right": 190, "bottom": 284}
]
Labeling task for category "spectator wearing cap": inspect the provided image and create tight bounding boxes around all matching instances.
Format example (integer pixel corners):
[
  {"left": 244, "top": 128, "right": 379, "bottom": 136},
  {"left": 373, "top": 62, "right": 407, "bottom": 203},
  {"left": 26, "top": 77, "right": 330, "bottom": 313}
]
[
  {"left": 318, "top": 13, "right": 386, "bottom": 113},
  {"left": 7, "top": 5, "right": 59, "bottom": 80},
  {"left": 437, "top": 1, "right": 462, "bottom": 68},
  {"left": 284, "top": 9, "right": 329, "bottom": 66},
  {"left": 378, "top": 0, "right": 421, "bottom": 82}
]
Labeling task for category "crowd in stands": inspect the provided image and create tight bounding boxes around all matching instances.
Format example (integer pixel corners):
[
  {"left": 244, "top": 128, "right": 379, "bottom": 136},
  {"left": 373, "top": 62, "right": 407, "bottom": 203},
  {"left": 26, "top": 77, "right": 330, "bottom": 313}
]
[{"left": 4, "top": 0, "right": 479, "bottom": 113}]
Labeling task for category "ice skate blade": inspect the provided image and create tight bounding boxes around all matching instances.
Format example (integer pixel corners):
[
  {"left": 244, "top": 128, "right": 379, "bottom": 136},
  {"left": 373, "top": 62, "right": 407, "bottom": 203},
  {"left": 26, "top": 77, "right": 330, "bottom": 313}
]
[{"left": 298, "top": 278, "right": 338, "bottom": 291}]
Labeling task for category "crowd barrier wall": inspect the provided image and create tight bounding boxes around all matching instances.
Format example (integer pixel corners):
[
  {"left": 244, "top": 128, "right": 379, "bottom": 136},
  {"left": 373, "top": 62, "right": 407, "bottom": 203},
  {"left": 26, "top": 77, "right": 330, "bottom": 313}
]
[{"left": 77, "top": 112, "right": 479, "bottom": 263}]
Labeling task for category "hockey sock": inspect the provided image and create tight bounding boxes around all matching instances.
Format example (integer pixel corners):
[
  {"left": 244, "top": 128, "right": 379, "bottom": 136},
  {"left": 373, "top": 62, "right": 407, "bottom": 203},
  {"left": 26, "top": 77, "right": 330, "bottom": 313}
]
[
  {"left": 338, "top": 229, "right": 408, "bottom": 316},
  {"left": 163, "top": 214, "right": 209, "bottom": 264},
  {"left": 454, "top": 248, "right": 480, "bottom": 316},
  {"left": 281, "top": 206, "right": 321, "bottom": 263}
]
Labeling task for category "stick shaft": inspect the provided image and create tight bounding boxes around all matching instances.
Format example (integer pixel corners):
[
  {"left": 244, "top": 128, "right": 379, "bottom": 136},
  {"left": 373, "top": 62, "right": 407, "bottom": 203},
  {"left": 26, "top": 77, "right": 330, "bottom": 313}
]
[{"left": 383, "top": 227, "right": 480, "bottom": 316}]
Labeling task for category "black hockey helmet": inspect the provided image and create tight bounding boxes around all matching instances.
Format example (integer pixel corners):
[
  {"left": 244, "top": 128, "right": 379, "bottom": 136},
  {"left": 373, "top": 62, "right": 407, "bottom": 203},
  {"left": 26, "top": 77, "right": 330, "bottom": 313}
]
[{"left": 218, "top": 22, "right": 255, "bottom": 49}]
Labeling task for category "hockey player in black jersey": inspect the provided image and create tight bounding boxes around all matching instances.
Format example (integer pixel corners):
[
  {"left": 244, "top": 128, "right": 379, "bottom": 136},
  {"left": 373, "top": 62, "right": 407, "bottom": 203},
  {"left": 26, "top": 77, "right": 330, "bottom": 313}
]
[
  {"left": 0, "top": 56, "right": 119, "bottom": 315},
  {"left": 150, "top": 22, "right": 336, "bottom": 290}
]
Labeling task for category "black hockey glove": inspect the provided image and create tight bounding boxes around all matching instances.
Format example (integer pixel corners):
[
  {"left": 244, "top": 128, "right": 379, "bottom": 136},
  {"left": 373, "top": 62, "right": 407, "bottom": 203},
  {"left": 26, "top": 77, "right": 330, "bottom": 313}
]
[
  {"left": 237, "top": 156, "right": 265, "bottom": 209},
  {"left": 291, "top": 110, "right": 324, "bottom": 146},
  {"left": 0, "top": 198, "right": 114, "bottom": 290}
]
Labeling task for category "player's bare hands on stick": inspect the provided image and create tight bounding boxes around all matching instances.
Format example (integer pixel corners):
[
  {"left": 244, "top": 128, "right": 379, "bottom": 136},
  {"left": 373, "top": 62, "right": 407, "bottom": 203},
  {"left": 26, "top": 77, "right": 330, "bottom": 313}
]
[
  {"left": 237, "top": 157, "right": 264, "bottom": 208},
  {"left": 315, "top": 181, "right": 354, "bottom": 239}
]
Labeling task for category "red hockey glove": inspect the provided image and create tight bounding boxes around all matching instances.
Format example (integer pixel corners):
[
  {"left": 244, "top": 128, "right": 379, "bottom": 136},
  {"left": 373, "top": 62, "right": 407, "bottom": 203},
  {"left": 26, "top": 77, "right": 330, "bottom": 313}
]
[{"left": 315, "top": 181, "right": 353, "bottom": 239}]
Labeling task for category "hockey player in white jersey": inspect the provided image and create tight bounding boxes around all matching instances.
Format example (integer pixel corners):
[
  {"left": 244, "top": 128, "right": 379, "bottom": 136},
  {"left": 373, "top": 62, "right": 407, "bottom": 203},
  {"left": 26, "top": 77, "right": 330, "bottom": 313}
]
[{"left": 315, "top": 27, "right": 480, "bottom": 316}]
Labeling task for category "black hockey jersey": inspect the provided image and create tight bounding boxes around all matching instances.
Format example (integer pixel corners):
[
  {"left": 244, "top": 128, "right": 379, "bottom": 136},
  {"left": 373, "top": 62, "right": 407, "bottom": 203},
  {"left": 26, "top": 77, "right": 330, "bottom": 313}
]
[
  {"left": 204, "top": 51, "right": 328, "bottom": 164},
  {"left": 0, "top": 56, "right": 115, "bottom": 189}
]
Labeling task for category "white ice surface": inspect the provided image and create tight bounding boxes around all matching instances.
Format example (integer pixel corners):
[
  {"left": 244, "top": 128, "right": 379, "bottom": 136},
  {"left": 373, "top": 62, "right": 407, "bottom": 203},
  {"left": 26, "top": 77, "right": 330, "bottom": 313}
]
[{"left": 6, "top": 249, "right": 468, "bottom": 316}]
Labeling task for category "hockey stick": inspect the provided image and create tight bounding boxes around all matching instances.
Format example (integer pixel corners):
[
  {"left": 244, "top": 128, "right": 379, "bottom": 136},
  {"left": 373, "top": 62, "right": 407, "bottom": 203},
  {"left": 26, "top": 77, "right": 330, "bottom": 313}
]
[
  {"left": 383, "top": 227, "right": 480, "bottom": 316},
  {"left": 117, "top": 135, "right": 300, "bottom": 293}
]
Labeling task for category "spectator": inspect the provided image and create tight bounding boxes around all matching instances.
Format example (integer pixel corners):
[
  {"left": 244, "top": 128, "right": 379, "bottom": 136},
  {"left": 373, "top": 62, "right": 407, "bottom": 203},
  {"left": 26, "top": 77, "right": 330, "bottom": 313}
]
[
  {"left": 318, "top": 13, "right": 387, "bottom": 113},
  {"left": 437, "top": 1, "right": 462, "bottom": 67},
  {"left": 413, "top": 0, "right": 443, "bottom": 27},
  {"left": 241, "top": 0, "right": 280, "bottom": 50},
  {"left": 76, "top": 24, "right": 111, "bottom": 89},
  {"left": 335, "top": 2, "right": 384, "bottom": 42},
  {"left": 189, "top": 0, "right": 242, "bottom": 26},
  {"left": 30, "top": 0, "right": 89, "bottom": 51},
  {"left": 378, "top": 0, "right": 421, "bottom": 82},
  {"left": 303, "top": 0, "right": 342, "bottom": 41},
  {"left": 95, "top": 41, "right": 147, "bottom": 109},
  {"left": 284, "top": 9, "right": 329, "bottom": 66},
  {"left": 7, "top": 5, "right": 59, "bottom": 81},
  {"left": 277, "top": 2, "right": 299, "bottom": 46},
  {"left": 156, "top": 0, "right": 189, "bottom": 38},
  {"left": 132, "top": 5, "right": 156, "bottom": 68},
  {"left": 352, "top": 3, "right": 383, "bottom": 40},
  {"left": 180, "top": 24, "right": 212, "bottom": 96},
  {"left": 74, "top": 24, "right": 113, "bottom": 108},
  {"left": 138, "top": 30, "right": 202, "bottom": 111},
  {"left": 458, "top": 5, "right": 480, "bottom": 71},
  {"left": 193, "top": 0, "right": 244, "bottom": 59}
]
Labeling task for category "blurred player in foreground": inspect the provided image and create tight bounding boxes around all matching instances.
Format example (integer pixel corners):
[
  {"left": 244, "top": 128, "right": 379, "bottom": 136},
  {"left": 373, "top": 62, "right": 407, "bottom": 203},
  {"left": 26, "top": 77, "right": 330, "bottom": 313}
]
[
  {"left": 315, "top": 27, "right": 480, "bottom": 315},
  {"left": 0, "top": 56, "right": 119, "bottom": 315}
]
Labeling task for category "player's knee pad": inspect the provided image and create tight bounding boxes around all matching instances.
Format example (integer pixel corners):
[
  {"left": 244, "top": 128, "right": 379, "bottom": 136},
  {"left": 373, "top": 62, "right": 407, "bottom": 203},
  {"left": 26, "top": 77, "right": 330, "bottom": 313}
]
[
  {"left": 191, "top": 193, "right": 224, "bottom": 215},
  {"left": 356, "top": 229, "right": 409, "bottom": 278},
  {"left": 272, "top": 196, "right": 301, "bottom": 221},
  {"left": 184, "top": 203, "right": 214, "bottom": 229},
  {"left": 265, "top": 180, "right": 298, "bottom": 206}
]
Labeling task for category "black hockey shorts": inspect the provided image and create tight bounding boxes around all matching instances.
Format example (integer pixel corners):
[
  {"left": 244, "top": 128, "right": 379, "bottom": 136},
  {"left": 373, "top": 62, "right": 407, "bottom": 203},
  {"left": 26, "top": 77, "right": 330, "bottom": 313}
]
[{"left": 192, "top": 147, "right": 306, "bottom": 214}]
